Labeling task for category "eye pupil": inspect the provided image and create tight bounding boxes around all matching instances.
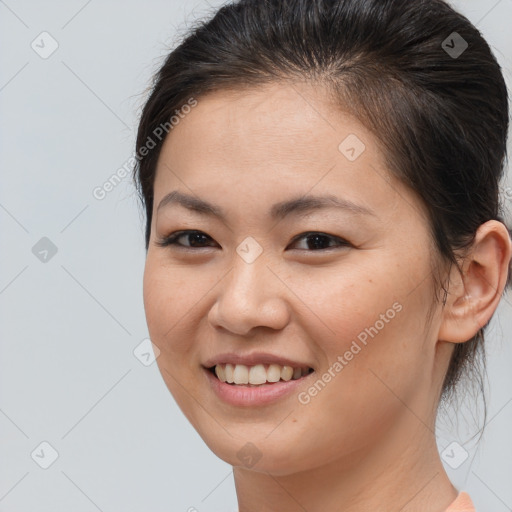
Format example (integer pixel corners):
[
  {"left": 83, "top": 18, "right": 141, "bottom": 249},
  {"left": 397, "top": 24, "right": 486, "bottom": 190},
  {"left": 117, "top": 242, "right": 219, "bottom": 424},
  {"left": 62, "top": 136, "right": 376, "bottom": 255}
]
[
  {"left": 188, "top": 232, "right": 209, "bottom": 247},
  {"left": 306, "top": 234, "right": 331, "bottom": 250}
]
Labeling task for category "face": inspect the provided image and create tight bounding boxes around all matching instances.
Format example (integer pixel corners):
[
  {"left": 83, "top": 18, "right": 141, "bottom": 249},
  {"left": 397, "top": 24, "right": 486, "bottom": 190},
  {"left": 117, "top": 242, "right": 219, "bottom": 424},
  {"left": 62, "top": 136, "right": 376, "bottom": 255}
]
[{"left": 143, "top": 82, "right": 448, "bottom": 475}]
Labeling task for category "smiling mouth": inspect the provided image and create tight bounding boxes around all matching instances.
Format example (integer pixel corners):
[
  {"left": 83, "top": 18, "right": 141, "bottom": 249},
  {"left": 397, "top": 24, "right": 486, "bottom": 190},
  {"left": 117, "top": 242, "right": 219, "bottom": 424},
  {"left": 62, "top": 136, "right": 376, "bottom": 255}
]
[{"left": 207, "top": 363, "right": 315, "bottom": 386}]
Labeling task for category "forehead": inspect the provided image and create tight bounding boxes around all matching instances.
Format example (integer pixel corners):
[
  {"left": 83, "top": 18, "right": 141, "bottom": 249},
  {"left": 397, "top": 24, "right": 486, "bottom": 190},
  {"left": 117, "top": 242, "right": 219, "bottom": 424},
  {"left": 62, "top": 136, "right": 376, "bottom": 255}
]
[
  {"left": 152, "top": 82, "right": 420, "bottom": 223},
  {"left": 159, "top": 82, "right": 364, "bottom": 166}
]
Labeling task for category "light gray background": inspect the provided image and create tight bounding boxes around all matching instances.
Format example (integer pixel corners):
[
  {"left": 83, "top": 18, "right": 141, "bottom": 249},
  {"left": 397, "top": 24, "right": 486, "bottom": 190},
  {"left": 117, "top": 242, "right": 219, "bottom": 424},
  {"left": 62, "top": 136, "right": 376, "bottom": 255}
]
[{"left": 1, "top": 1, "right": 511, "bottom": 511}]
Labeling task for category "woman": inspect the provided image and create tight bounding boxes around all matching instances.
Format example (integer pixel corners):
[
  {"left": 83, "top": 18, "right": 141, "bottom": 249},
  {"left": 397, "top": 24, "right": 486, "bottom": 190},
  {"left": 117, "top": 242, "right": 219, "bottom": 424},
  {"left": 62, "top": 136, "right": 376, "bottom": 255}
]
[{"left": 133, "top": 0, "right": 511, "bottom": 510}]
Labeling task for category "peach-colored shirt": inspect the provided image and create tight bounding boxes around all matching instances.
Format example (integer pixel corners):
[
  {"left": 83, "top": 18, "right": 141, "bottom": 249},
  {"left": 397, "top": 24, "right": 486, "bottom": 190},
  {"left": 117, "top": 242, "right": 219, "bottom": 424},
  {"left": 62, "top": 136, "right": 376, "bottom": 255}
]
[{"left": 446, "top": 492, "right": 476, "bottom": 512}]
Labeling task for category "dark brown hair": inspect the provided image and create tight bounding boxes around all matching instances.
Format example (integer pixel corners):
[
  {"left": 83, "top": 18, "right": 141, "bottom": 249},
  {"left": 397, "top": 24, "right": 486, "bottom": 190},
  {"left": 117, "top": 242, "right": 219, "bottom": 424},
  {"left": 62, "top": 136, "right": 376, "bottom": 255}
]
[{"left": 133, "top": 0, "right": 511, "bottom": 400}]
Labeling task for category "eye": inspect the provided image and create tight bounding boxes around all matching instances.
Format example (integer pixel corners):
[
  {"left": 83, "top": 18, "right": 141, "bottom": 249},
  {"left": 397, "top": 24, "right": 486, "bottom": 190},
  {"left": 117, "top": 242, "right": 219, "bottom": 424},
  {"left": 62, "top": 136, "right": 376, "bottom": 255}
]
[
  {"left": 287, "top": 232, "right": 351, "bottom": 251},
  {"left": 155, "top": 230, "right": 351, "bottom": 251},
  {"left": 155, "top": 230, "right": 218, "bottom": 249}
]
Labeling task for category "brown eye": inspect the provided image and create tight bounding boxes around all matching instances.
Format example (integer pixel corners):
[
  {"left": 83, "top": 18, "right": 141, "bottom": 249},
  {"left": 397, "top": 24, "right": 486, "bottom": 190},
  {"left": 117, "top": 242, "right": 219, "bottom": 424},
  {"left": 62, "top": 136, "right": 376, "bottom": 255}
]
[
  {"left": 155, "top": 230, "right": 350, "bottom": 252},
  {"left": 156, "top": 230, "right": 218, "bottom": 249},
  {"left": 288, "top": 232, "right": 351, "bottom": 251}
]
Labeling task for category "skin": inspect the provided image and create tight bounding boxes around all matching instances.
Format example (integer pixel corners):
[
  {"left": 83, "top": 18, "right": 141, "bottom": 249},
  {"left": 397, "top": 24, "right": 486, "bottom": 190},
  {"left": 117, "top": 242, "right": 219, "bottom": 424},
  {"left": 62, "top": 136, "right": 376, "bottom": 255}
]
[{"left": 142, "top": 81, "right": 512, "bottom": 512}]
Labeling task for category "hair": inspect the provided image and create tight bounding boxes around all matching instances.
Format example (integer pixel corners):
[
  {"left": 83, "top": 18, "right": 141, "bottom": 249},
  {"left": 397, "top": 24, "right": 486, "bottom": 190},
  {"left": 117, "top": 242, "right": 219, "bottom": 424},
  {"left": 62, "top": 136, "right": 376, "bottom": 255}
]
[{"left": 133, "top": 0, "right": 511, "bottom": 401}]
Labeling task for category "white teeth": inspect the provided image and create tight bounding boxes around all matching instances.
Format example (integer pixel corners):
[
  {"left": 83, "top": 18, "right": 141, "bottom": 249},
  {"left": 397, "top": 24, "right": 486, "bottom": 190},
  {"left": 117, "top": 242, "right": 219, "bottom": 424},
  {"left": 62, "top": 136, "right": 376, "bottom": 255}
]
[
  {"left": 215, "top": 365, "right": 226, "bottom": 382},
  {"left": 225, "top": 363, "right": 234, "bottom": 383},
  {"left": 248, "top": 364, "right": 267, "bottom": 385},
  {"left": 213, "top": 363, "right": 312, "bottom": 385},
  {"left": 233, "top": 364, "right": 249, "bottom": 384},
  {"left": 267, "top": 364, "right": 282, "bottom": 382}
]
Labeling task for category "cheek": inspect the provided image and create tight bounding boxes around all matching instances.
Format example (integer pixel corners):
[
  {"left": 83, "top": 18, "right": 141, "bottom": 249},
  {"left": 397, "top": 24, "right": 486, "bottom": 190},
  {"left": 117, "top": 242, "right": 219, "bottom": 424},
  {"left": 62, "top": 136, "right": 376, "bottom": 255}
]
[
  {"left": 287, "top": 259, "right": 432, "bottom": 384},
  {"left": 287, "top": 263, "right": 401, "bottom": 345},
  {"left": 143, "top": 258, "right": 209, "bottom": 425},
  {"left": 142, "top": 259, "right": 199, "bottom": 375},
  {"left": 142, "top": 256, "right": 210, "bottom": 343},
  {"left": 275, "top": 276, "right": 432, "bottom": 467}
]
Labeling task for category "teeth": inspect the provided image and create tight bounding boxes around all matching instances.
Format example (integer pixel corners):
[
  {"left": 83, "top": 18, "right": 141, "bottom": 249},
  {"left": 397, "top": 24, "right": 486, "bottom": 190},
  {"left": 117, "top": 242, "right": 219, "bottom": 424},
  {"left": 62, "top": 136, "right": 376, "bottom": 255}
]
[
  {"left": 215, "top": 365, "right": 225, "bottom": 382},
  {"left": 233, "top": 364, "right": 249, "bottom": 384},
  {"left": 225, "top": 363, "right": 234, "bottom": 383},
  {"left": 281, "top": 365, "right": 293, "bottom": 381},
  {"left": 248, "top": 364, "right": 267, "bottom": 385},
  {"left": 267, "top": 364, "right": 281, "bottom": 382},
  {"left": 213, "top": 363, "right": 312, "bottom": 385}
]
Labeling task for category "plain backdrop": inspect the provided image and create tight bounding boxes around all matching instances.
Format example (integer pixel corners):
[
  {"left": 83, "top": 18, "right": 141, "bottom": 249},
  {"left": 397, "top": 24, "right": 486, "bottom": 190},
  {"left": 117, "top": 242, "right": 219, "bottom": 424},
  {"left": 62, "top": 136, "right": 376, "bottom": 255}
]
[{"left": 1, "top": 1, "right": 511, "bottom": 511}]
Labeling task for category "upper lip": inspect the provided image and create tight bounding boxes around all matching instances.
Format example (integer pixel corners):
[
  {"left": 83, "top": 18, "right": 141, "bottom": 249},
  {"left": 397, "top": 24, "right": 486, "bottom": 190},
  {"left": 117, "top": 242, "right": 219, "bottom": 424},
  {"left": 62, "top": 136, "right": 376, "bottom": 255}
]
[{"left": 203, "top": 352, "right": 314, "bottom": 369}]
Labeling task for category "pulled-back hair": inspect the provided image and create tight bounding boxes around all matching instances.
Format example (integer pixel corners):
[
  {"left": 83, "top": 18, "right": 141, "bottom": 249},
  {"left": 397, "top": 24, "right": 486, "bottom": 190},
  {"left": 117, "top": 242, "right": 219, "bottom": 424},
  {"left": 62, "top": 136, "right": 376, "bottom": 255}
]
[{"left": 133, "top": 0, "right": 511, "bottom": 398}]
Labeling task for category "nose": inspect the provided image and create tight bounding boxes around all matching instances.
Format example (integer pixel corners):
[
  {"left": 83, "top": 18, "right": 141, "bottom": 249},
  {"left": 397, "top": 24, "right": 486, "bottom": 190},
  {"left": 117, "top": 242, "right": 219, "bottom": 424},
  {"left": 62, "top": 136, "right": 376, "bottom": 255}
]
[{"left": 207, "top": 252, "right": 291, "bottom": 336}]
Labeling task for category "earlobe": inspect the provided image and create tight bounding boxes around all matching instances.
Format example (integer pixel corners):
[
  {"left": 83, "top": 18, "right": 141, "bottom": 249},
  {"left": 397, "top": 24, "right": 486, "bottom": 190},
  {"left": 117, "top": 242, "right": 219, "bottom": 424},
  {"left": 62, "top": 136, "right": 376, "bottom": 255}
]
[{"left": 438, "top": 220, "right": 512, "bottom": 344}]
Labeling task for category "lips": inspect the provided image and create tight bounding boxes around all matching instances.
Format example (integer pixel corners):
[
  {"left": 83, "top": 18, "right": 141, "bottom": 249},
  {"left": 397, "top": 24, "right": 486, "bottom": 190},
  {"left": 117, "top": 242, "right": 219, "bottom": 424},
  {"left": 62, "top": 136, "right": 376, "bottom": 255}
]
[{"left": 203, "top": 361, "right": 315, "bottom": 406}]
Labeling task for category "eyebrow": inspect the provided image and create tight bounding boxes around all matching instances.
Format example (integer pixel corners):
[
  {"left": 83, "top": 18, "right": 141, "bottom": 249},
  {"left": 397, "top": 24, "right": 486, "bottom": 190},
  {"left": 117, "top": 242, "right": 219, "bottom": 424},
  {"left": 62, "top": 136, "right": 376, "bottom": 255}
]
[{"left": 156, "top": 190, "right": 376, "bottom": 221}]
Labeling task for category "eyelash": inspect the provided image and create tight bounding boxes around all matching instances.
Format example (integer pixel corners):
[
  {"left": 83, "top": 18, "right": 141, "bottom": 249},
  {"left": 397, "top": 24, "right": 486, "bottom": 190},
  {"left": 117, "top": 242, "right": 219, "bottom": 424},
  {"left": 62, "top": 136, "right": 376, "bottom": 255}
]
[{"left": 155, "top": 230, "right": 351, "bottom": 251}]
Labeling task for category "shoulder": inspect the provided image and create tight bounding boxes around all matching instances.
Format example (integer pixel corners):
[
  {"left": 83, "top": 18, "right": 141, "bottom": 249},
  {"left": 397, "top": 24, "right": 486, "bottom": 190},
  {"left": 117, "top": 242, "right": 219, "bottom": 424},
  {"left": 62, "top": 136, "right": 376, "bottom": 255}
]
[{"left": 445, "top": 491, "right": 476, "bottom": 512}]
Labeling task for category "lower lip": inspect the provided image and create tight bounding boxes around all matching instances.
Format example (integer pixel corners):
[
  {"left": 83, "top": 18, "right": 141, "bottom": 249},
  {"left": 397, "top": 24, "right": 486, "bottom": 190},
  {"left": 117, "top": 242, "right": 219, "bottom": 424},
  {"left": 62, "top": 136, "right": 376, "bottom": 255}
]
[{"left": 203, "top": 367, "right": 314, "bottom": 407}]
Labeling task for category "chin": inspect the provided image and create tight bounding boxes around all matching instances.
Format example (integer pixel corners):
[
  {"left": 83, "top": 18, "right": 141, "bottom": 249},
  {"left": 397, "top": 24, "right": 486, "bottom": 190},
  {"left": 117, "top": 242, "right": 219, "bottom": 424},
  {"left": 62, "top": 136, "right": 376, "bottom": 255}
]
[{"left": 196, "top": 430, "right": 319, "bottom": 476}]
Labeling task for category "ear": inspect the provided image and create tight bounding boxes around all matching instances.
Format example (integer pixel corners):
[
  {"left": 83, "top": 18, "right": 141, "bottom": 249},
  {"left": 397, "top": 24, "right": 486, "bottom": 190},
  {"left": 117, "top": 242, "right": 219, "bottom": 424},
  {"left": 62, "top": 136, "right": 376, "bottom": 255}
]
[{"left": 438, "top": 220, "right": 512, "bottom": 343}]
